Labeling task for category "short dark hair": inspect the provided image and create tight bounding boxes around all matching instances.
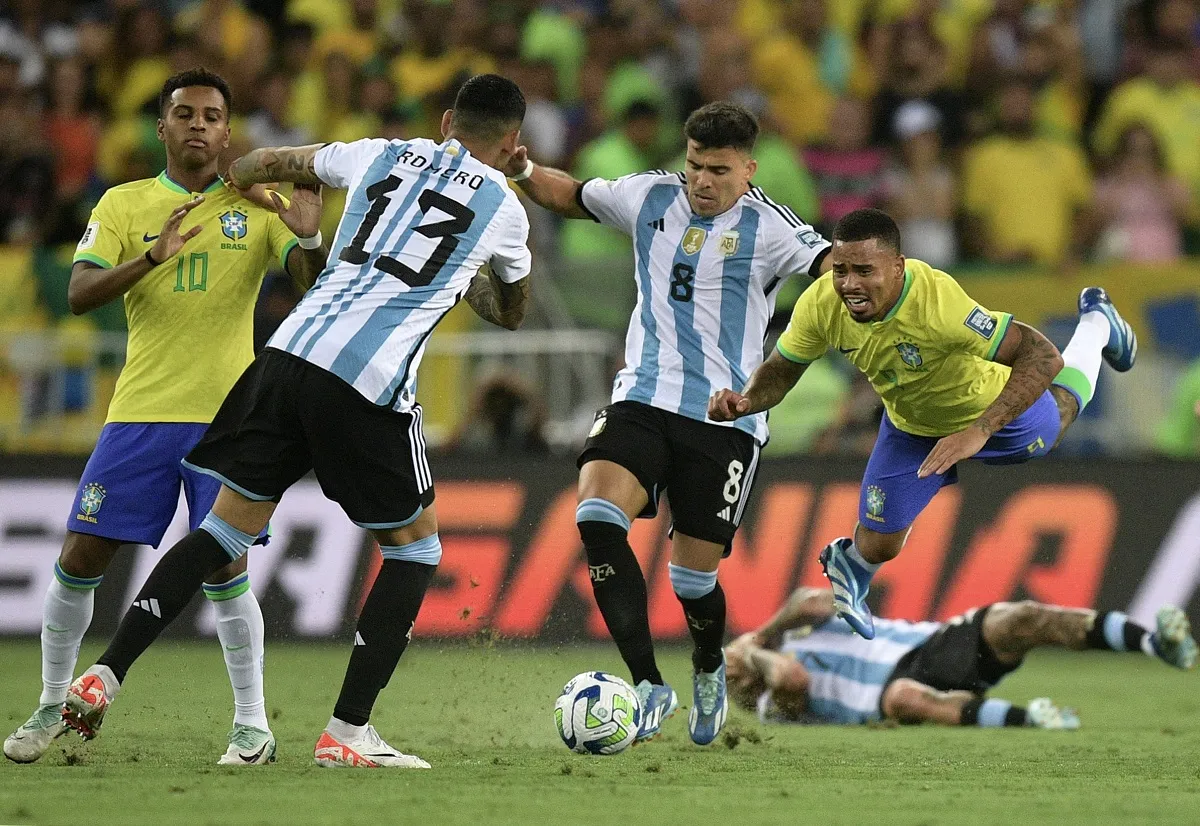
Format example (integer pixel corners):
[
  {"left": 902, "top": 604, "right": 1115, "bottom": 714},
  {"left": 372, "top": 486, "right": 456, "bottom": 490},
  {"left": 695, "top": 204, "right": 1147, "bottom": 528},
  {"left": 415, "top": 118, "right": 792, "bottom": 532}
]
[
  {"left": 159, "top": 67, "right": 233, "bottom": 116},
  {"left": 450, "top": 74, "right": 526, "bottom": 141},
  {"left": 683, "top": 101, "right": 758, "bottom": 152},
  {"left": 833, "top": 208, "right": 903, "bottom": 254}
]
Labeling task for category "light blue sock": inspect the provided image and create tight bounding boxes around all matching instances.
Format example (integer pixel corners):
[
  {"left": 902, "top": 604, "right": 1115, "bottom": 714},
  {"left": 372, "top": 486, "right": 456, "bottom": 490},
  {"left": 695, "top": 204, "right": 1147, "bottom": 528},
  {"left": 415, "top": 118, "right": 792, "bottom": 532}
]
[
  {"left": 667, "top": 563, "right": 718, "bottom": 599},
  {"left": 379, "top": 534, "right": 442, "bottom": 565},
  {"left": 977, "top": 698, "right": 1013, "bottom": 728},
  {"left": 200, "top": 513, "right": 257, "bottom": 561},
  {"left": 576, "top": 498, "right": 631, "bottom": 531}
]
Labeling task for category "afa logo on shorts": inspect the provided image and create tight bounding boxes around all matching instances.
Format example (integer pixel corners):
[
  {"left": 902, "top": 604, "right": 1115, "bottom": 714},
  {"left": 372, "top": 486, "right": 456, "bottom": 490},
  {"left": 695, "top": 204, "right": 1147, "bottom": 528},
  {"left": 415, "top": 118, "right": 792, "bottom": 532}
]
[
  {"left": 865, "top": 485, "right": 886, "bottom": 523},
  {"left": 896, "top": 342, "right": 923, "bottom": 369},
  {"left": 76, "top": 483, "right": 106, "bottom": 524}
]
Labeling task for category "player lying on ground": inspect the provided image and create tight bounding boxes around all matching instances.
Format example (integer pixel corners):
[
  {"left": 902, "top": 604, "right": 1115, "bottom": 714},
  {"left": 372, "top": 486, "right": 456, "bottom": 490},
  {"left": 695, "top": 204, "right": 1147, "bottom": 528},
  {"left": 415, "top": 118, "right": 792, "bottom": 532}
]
[
  {"left": 725, "top": 587, "right": 1197, "bottom": 727},
  {"left": 4, "top": 68, "right": 326, "bottom": 766},
  {"left": 506, "top": 101, "right": 832, "bottom": 746},
  {"left": 710, "top": 208, "right": 1138, "bottom": 640},
  {"left": 56, "top": 74, "right": 533, "bottom": 769}
]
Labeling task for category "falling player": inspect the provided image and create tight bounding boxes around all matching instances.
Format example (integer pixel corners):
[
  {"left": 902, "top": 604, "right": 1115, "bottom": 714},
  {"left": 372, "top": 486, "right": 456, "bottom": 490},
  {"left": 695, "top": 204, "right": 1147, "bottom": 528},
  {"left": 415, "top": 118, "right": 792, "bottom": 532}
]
[{"left": 710, "top": 208, "right": 1138, "bottom": 640}]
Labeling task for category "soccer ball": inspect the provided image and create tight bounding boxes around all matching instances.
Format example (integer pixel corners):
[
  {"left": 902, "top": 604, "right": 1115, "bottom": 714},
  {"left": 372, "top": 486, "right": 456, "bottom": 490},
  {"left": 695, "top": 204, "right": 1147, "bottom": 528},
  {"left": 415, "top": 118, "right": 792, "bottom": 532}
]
[{"left": 554, "top": 671, "right": 641, "bottom": 755}]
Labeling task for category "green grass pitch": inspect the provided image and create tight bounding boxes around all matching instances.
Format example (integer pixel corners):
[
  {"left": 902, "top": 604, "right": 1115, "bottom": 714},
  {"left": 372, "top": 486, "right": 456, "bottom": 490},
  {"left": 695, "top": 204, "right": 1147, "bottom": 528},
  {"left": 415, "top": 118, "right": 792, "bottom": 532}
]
[{"left": 2, "top": 639, "right": 1198, "bottom": 825}]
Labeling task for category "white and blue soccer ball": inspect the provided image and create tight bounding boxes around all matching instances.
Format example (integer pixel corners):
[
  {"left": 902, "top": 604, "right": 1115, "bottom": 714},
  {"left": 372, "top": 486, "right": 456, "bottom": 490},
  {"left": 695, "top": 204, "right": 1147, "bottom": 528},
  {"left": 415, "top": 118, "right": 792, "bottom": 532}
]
[{"left": 554, "top": 671, "right": 641, "bottom": 755}]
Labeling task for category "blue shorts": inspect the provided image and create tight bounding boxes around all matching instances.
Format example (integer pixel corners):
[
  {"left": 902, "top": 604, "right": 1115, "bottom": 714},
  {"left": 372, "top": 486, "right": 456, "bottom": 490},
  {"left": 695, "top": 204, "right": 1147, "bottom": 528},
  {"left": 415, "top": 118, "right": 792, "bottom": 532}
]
[
  {"left": 859, "top": 390, "right": 1061, "bottom": 533},
  {"left": 68, "top": 423, "right": 254, "bottom": 548}
]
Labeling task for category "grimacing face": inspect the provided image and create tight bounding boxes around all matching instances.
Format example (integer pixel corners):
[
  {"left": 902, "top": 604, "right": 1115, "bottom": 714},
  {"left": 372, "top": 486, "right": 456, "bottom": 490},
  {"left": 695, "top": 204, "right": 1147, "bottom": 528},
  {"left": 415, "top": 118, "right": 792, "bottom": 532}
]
[
  {"left": 158, "top": 85, "right": 230, "bottom": 170},
  {"left": 684, "top": 139, "right": 756, "bottom": 217},
  {"left": 829, "top": 237, "right": 906, "bottom": 323}
]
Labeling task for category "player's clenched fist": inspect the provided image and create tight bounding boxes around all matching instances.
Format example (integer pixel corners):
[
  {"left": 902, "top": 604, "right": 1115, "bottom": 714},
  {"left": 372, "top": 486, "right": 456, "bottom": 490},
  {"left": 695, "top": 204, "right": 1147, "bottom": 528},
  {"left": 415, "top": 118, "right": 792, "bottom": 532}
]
[{"left": 708, "top": 388, "right": 751, "bottom": 421}]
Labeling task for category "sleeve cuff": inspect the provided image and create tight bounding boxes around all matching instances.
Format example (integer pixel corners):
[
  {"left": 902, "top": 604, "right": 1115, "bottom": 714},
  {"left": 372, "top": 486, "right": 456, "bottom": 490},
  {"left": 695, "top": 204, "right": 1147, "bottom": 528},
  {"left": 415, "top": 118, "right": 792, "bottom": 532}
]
[
  {"left": 807, "top": 245, "right": 831, "bottom": 279},
  {"left": 73, "top": 252, "right": 114, "bottom": 269},
  {"left": 986, "top": 313, "right": 1013, "bottom": 361},
  {"left": 279, "top": 237, "right": 300, "bottom": 271},
  {"left": 776, "top": 341, "right": 814, "bottom": 364},
  {"left": 575, "top": 179, "right": 601, "bottom": 223}
]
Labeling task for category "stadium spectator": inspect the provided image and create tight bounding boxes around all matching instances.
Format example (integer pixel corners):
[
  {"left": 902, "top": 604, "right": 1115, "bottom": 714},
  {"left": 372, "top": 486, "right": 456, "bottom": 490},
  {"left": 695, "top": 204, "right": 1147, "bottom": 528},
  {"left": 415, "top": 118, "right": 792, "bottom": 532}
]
[
  {"left": 1156, "top": 357, "right": 1200, "bottom": 457},
  {"left": 749, "top": 0, "right": 871, "bottom": 146},
  {"left": 41, "top": 56, "right": 101, "bottom": 200},
  {"left": 962, "top": 78, "right": 1093, "bottom": 266},
  {"left": 389, "top": 0, "right": 495, "bottom": 103},
  {"left": 883, "top": 100, "right": 957, "bottom": 269},
  {"left": 1021, "top": 15, "right": 1087, "bottom": 143},
  {"left": 244, "top": 68, "right": 313, "bottom": 149},
  {"left": 0, "top": 77, "right": 53, "bottom": 243},
  {"left": 1095, "top": 38, "right": 1200, "bottom": 207},
  {"left": 446, "top": 373, "right": 551, "bottom": 456},
  {"left": 173, "top": 0, "right": 271, "bottom": 93},
  {"left": 559, "top": 98, "right": 664, "bottom": 331},
  {"left": 1094, "top": 124, "right": 1191, "bottom": 262},
  {"left": 803, "top": 97, "right": 887, "bottom": 234},
  {"left": 870, "top": 20, "right": 968, "bottom": 149},
  {"left": 725, "top": 586, "right": 1196, "bottom": 727}
]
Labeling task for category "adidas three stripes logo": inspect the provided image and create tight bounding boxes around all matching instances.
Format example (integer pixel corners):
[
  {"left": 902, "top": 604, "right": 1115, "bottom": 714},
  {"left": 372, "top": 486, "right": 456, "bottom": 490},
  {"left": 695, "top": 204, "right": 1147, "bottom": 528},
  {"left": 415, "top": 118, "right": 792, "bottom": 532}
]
[{"left": 134, "top": 598, "right": 162, "bottom": 618}]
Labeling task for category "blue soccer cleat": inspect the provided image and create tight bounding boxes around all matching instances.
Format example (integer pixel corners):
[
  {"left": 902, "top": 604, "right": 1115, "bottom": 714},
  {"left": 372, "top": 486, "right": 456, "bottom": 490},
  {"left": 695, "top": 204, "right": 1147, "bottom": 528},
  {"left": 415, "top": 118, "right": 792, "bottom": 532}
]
[
  {"left": 688, "top": 656, "right": 729, "bottom": 746},
  {"left": 1078, "top": 287, "right": 1137, "bottom": 372},
  {"left": 633, "top": 680, "right": 678, "bottom": 743},
  {"left": 819, "top": 537, "right": 876, "bottom": 640}
]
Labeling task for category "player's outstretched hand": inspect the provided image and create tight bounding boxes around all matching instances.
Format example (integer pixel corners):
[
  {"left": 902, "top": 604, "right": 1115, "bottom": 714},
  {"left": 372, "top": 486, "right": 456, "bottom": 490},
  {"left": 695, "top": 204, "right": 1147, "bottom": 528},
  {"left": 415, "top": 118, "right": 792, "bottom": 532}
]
[
  {"left": 152, "top": 195, "right": 204, "bottom": 263},
  {"left": 917, "top": 425, "right": 990, "bottom": 478},
  {"left": 269, "top": 181, "right": 323, "bottom": 240},
  {"left": 709, "top": 388, "right": 751, "bottom": 421},
  {"left": 501, "top": 144, "right": 529, "bottom": 178}
]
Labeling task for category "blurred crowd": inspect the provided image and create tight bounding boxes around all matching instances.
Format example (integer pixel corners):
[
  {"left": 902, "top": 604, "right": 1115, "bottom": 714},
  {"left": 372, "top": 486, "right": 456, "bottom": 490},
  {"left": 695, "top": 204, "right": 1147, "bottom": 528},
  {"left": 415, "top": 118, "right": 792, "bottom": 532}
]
[{"left": 1, "top": 0, "right": 1200, "bottom": 457}]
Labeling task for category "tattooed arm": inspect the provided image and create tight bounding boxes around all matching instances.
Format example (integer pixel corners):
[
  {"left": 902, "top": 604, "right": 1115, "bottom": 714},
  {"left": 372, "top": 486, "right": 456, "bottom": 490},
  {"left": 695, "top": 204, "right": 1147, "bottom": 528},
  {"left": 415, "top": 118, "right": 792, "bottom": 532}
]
[
  {"left": 464, "top": 266, "right": 529, "bottom": 330},
  {"left": 227, "top": 144, "right": 324, "bottom": 188},
  {"left": 917, "top": 321, "right": 1064, "bottom": 477},
  {"left": 708, "top": 348, "right": 810, "bottom": 421}
]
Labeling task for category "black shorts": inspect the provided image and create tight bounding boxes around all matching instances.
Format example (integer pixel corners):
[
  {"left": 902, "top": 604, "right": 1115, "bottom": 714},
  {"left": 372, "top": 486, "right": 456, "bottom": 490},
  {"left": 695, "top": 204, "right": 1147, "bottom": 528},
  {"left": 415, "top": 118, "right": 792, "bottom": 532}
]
[
  {"left": 184, "top": 348, "right": 435, "bottom": 528},
  {"left": 884, "top": 606, "right": 1022, "bottom": 699},
  {"left": 577, "top": 400, "right": 761, "bottom": 552}
]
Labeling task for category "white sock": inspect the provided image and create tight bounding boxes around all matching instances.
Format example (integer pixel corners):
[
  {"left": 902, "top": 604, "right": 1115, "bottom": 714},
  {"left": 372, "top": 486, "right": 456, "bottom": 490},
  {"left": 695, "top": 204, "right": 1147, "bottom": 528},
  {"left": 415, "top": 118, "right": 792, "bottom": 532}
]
[
  {"left": 207, "top": 584, "right": 270, "bottom": 731},
  {"left": 40, "top": 574, "right": 97, "bottom": 706},
  {"left": 1054, "top": 312, "right": 1109, "bottom": 410},
  {"left": 326, "top": 715, "right": 367, "bottom": 742},
  {"left": 845, "top": 540, "right": 882, "bottom": 575}
]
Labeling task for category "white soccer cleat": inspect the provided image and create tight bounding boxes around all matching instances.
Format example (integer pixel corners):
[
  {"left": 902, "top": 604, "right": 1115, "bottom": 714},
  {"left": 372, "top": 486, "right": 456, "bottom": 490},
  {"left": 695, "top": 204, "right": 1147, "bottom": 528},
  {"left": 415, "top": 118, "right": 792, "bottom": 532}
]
[
  {"left": 217, "top": 724, "right": 277, "bottom": 766},
  {"left": 4, "top": 704, "right": 67, "bottom": 763},
  {"left": 1027, "top": 697, "right": 1080, "bottom": 730},
  {"left": 1152, "top": 606, "right": 1197, "bottom": 670},
  {"left": 62, "top": 665, "right": 119, "bottom": 740},
  {"left": 314, "top": 725, "right": 430, "bottom": 769}
]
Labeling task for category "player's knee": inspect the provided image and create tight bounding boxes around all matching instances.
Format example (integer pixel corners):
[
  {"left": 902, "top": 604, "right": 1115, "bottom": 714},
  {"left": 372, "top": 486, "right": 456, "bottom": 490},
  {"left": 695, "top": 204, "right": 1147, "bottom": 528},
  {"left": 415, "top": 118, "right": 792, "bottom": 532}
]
[
  {"left": 379, "top": 533, "right": 442, "bottom": 567},
  {"left": 881, "top": 679, "right": 930, "bottom": 722}
]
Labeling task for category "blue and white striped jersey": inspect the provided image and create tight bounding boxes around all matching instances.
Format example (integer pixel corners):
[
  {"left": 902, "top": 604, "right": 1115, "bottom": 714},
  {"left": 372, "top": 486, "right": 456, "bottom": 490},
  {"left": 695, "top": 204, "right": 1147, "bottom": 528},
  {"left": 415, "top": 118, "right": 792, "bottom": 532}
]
[
  {"left": 579, "top": 171, "right": 829, "bottom": 444},
  {"left": 270, "top": 138, "right": 531, "bottom": 412},
  {"left": 758, "top": 616, "right": 941, "bottom": 725}
]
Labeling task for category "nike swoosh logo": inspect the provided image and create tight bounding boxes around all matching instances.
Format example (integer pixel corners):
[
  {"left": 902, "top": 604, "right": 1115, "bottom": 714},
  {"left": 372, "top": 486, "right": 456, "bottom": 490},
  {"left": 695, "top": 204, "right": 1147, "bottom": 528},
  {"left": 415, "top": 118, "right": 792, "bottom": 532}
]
[
  {"left": 238, "top": 742, "right": 271, "bottom": 763},
  {"left": 143, "top": 233, "right": 160, "bottom": 242},
  {"left": 838, "top": 347, "right": 858, "bottom": 354},
  {"left": 224, "top": 644, "right": 249, "bottom": 651}
]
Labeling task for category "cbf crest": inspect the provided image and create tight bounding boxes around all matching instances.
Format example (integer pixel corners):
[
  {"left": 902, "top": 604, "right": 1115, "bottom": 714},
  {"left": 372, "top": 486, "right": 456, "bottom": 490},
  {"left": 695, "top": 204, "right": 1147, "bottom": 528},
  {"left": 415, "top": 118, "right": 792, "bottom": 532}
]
[
  {"left": 77, "top": 482, "right": 106, "bottom": 524},
  {"left": 896, "top": 342, "right": 923, "bottom": 369},
  {"left": 865, "top": 484, "right": 886, "bottom": 523},
  {"left": 220, "top": 209, "right": 248, "bottom": 242},
  {"left": 680, "top": 227, "right": 707, "bottom": 255}
]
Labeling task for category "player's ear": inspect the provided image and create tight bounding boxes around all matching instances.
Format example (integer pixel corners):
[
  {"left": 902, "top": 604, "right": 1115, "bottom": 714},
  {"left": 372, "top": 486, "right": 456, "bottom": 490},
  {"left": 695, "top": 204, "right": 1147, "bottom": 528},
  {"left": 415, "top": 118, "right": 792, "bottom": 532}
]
[
  {"left": 440, "top": 109, "right": 454, "bottom": 139},
  {"left": 156, "top": 116, "right": 165, "bottom": 143},
  {"left": 745, "top": 156, "right": 757, "bottom": 182}
]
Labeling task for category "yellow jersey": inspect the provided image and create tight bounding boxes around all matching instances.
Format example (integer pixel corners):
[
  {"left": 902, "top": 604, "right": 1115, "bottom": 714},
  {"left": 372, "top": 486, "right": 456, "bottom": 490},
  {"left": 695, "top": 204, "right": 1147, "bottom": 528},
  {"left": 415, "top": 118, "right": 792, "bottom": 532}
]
[
  {"left": 776, "top": 259, "right": 1013, "bottom": 438},
  {"left": 74, "top": 172, "right": 298, "bottom": 424}
]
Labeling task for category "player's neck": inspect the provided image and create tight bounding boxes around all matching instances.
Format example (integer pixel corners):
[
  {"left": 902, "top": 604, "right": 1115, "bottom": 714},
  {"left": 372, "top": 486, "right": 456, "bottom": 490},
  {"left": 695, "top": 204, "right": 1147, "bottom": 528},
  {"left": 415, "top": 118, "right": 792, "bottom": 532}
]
[
  {"left": 163, "top": 161, "right": 221, "bottom": 195},
  {"left": 443, "top": 132, "right": 505, "bottom": 170}
]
